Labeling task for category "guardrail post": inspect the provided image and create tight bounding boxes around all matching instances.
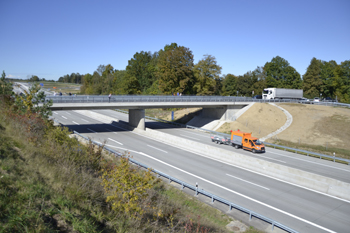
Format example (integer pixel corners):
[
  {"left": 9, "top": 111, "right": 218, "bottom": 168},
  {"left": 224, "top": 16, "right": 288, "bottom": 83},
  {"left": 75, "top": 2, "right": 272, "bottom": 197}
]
[
  {"left": 211, "top": 196, "right": 214, "bottom": 203},
  {"left": 181, "top": 183, "right": 184, "bottom": 190},
  {"left": 229, "top": 204, "right": 232, "bottom": 211},
  {"left": 249, "top": 212, "right": 252, "bottom": 221},
  {"left": 272, "top": 223, "right": 275, "bottom": 231},
  {"left": 169, "top": 177, "right": 171, "bottom": 183}
]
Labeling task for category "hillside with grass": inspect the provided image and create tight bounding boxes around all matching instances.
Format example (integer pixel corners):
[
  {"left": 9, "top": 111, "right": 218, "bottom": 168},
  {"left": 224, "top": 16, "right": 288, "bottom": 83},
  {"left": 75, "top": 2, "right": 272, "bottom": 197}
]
[{"left": 0, "top": 92, "right": 265, "bottom": 232}]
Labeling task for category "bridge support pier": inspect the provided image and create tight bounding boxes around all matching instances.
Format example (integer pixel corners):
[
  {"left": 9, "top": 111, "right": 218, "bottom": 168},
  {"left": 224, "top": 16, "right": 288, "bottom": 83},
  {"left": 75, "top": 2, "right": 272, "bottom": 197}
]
[{"left": 129, "top": 109, "right": 145, "bottom": 130}]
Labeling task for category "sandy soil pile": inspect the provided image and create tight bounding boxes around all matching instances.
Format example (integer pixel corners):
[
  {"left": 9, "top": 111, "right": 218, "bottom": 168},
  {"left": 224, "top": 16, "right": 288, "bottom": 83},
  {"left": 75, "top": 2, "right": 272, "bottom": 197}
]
[
  {"left": 216, "top": 103, "right": 286, "bottom": 137},
  {"left": 169, "top": 103, "right": 350, "bottom": 151},
  {"left": 276, "top": 103, "right": 350, "bottom": 150}
]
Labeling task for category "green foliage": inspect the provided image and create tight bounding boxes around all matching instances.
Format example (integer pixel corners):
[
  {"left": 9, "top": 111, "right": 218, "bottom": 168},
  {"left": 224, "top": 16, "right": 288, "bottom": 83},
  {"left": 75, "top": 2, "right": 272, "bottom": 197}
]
[
  {"left": 101, "top": 154, "right": 156, "bottom": 217},
  {"left": 193, "top": 54, "right": 222, "bottom": 95},
  {"left": 14, "top": 83, "right": 52, "bottom": 119},
  {"left": 303, "top": 58, "right": 323, "bottom": 98},
  {"left": 222, "top": 74, "right": 238, "bottom": 95},
  {"left": 264, "top": 56, "right": 302, "bottom": 89},
  {"left": 0, "top": 70, "right": 13, "bottom": 96},
  {"left": 157, "top": 44, "right": 195, "bottom": 94}
]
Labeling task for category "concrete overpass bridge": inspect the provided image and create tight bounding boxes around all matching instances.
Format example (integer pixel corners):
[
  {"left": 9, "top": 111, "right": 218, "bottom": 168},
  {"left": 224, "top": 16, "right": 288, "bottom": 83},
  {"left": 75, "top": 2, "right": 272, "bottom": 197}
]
[{"left": 45, "top": 95, "right": 295, "bottom": 129}]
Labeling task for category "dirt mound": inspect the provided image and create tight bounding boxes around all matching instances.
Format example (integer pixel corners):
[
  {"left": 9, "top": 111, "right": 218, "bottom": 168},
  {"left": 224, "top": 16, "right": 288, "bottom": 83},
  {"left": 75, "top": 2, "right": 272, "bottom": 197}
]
[
  {"left": 217, "top": 103, "right": 286, "bottom": 137},
  {"left": 276, "top": 103, "right": 350, "bottom": 150}
]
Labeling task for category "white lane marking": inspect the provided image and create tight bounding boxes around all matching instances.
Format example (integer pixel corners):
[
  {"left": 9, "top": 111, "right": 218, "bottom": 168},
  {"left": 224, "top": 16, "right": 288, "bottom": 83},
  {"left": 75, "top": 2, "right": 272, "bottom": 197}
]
[
  {"left": 87, "top": 128, "right": 97, "bottom": 133},
  {"left": 138, "top": 152, "right": 336, "bottom": 233},
  {"left": 177, "top": 129, "right": 208, "bottom": 138},
  {"left": 147, "top": 145, "right": 168, "bottom": 153},
  {"left": 129, "top": 127, "right": 350, "bottom": 203},
  {"left": 252, "top": 154, "right": 286, "bottom": 163},
  {"left": 65, "top": 112, "right": 71, "bottom": 115},
  {"left": 105, "top": 144, "right": 138, "bottom": 154},
  {"left": 72, "top": 121, "right": 80, "bottom": 125},
  {"left": 72, "top": 111, "right": 350, "bottom": 204},
  {"left": 108, "top": 138, "right": 123, "bottom": 145},
  {"left": 226, "top": 174, "right": 270, "bottom": 190},
  {"left": 180, "top": 134, "right": 200, "bottom": 140},
  {"left": 268, "top": 151, "right": 350, "bottom": 173},
  {"left": 53, "top": 112, "right": 58, "bottom": 115},
  {"left": 105, "top": 128, "right": 118, "bottom": 134},
  {"left": 81, "top": 119, "right": 89, "bottom": 122},
  {"left": 61, "top": 116, "right": 67, "bottom": 119}
]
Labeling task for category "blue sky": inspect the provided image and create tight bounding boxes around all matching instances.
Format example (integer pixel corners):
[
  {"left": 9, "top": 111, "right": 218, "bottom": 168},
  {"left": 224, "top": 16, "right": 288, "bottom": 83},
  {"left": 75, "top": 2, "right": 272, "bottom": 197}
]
[{"left": 1, "top": 0, "right": 349, "bottom": 81}]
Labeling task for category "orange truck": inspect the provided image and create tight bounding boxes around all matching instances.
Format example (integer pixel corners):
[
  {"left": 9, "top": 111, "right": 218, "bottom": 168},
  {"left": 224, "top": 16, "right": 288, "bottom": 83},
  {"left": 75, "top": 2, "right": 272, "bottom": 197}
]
[{"left": 230, "top": 129, "right": 265, "bottom": 153}]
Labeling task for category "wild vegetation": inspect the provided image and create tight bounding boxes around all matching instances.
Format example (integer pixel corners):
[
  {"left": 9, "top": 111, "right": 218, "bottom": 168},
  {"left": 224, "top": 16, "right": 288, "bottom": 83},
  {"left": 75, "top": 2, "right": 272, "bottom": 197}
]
[{"left": 2, "top": 75, "right": 269, "bottom": 232}]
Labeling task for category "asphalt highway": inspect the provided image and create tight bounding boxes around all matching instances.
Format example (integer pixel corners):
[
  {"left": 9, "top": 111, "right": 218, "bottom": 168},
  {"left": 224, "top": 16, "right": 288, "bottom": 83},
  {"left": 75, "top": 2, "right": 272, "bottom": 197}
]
[
  {"left": 52, "top": 109, "right": 350, "bottom": 233},
  {"left": 94, "top": 109, "right": 350, "bottom": 184}
]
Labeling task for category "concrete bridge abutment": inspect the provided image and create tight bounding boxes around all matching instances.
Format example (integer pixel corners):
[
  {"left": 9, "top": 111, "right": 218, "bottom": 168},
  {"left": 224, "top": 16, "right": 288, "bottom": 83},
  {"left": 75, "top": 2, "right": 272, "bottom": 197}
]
[
  {"left": 129, "top": 109, "right": 145, "bottom": 130},
  {"left": 202, "top": 105, "right": 248, "bottom": 121}
]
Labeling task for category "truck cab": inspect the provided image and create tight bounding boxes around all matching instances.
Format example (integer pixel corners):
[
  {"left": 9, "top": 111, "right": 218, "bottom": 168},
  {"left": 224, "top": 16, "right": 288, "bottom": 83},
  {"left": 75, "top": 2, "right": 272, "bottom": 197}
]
[{"left": 242, "top": 136, "right": 265, "bottom": 153}]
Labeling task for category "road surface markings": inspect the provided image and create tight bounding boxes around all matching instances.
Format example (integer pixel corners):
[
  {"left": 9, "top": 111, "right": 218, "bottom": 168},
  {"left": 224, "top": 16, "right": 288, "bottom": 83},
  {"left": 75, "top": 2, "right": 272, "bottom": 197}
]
[
  {"left": 81, "top": 119, "right": 89, "bottom": 122},
  {"left": 72, "top": 121, "right": 80, "bottom": 125},
  {"left": 87, "top": 128, "right": 97, "bottom": 133},
  {"left": 138, "top": 151, "right": 336, "bottom": 233},
  {"left": 65, "top": 112, "right": 71, "bottom": 115},
  {"left": 180, "top": 134, "right": 200, "bottom": 140},
  {"left": 252, "top": 154, "right": 286, "bottom": 163},
  {"left": 105, "top": 128, "right": 118, "bottom": 134},
  {"left": 269, "top": 151, "right": 350, "bottom": 172},
  {"left": 61, "top": 116, "right": 67, "bottom": 119},
  {"left": 108, "top": 138, "right": 123, "bottom": 145},
  {"left": 53, "top": 112, "right": 58, "bottom": 115},
  {"left": 73, "top": 113, "right": 350, "bottom": 204},
  {"left": 147, "top": 145, "right": 168, "bottom": 153},
  {"left": 226, "top": 174, "right": 270, "bottom": 190}
]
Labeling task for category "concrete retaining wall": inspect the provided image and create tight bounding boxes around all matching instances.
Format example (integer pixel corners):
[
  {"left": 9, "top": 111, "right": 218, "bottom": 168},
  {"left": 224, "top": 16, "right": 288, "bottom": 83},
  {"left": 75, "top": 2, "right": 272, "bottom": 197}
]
[{"left": 74, "top": 110, "right": 350, "bottom": 201}]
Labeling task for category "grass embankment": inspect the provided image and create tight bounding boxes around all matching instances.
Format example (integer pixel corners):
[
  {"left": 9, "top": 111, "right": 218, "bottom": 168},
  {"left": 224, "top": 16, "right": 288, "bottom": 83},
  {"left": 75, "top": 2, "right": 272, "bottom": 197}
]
[{"left": 1, "top": 100, "right": 265, "bottom": 232}]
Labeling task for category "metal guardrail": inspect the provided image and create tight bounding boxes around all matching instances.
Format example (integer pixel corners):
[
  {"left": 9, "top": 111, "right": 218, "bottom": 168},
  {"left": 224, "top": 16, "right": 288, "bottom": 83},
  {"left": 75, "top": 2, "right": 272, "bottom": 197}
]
[
  {"left": 188, "top": 126, "right": 350, "bottom": 165},
  {"left": 115, "top": 109, "right": 350, "bottom": 164},
  {"left": 72, "top": 129, "right": 298, "bottom": 233}
]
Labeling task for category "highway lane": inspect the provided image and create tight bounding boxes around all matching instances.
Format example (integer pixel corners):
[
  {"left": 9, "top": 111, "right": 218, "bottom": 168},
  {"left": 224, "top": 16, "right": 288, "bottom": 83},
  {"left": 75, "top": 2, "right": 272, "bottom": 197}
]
[
  {"left": 92, "top": 109, "right": 350, "bottom": 184},
  {"left": 52, "top": 110, "right": 350, "bottom": 233}
]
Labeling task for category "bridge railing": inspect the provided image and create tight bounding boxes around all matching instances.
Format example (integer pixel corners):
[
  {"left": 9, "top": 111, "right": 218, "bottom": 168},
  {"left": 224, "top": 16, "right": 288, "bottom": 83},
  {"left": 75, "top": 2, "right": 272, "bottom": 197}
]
[
  {"left": 72, "top": 129, "right": 298, "bottom": 233},
  {"left": 46, "top": 95, "right": 300, "bottom": 104}
]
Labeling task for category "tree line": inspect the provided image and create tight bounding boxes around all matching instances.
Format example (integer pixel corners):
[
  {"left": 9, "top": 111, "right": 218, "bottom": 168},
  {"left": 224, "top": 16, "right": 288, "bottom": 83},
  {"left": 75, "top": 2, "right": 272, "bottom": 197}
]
[{"left": 57, "top": 43, "right": 350, "bottom": 103}]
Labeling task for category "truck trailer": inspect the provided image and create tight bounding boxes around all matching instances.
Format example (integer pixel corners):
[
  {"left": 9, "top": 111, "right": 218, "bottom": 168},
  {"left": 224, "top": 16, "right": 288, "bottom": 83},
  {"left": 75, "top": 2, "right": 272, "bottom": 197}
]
[
  {"left": 210, "top": 130, "right": 265, "bottom": 153},
  {"left": 262, "top": 88, "right": 303, "bottom": 100}
]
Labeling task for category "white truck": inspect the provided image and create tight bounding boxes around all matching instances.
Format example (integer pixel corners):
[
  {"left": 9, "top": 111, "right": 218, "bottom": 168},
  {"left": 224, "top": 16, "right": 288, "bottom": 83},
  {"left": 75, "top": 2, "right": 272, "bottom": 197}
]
[{"left": 262, "top": 88, "right": 303, "bottom": 100}]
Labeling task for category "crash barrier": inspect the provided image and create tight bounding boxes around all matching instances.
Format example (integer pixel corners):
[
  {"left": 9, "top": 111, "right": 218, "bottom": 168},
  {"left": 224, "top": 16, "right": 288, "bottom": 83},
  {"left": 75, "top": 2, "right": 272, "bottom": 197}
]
[
  {"left": 72, "top": 130, "right": 298, "bottom": 233},
  {"left": 263, "top": 142, "right": 350, "bottom": 165},
  {"left": 186, "top": 126, "right": 350, "bottom": 165},
  {"left": 115, "top": 109, "right": 350, "bottom": 165}
]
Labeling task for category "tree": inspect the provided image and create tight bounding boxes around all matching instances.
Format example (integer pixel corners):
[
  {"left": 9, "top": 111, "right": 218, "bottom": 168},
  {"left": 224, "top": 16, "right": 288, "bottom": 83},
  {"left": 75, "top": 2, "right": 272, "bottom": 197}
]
[
  {"left": 264, "top": 56, "right": 302, "bottom": 89},
  {"left": 156, "top": 44, "right": 195, "bottom": 94},
  {"left": 125, "top": 51, "right": 157, "bottom": 94},
  {"left": 0, "top": 70, "right": 13, "bottom": 95},
  {"left": 303, "top": 58, "right": 323, "bottom": 99},
  {"left": 193, "top": 54, "right": 222, "bottom": 95},
  {"left": 221, "top": 74, "right": 238, "bottom": 96},
  {"left": 14, "top": 84, "right": 52, "bottom": 119}
]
